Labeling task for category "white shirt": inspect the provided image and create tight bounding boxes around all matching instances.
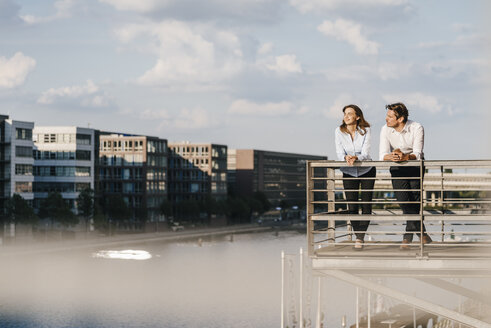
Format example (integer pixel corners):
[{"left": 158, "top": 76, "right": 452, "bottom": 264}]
[
  {"left": 379, "top": 120, "right": 424, "bottom": 161},
  {"left": 335, "top": 126, "right": 372, "bottom": 177}
]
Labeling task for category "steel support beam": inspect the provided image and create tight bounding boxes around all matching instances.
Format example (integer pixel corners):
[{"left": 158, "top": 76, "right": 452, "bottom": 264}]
[
  {"left": 417, "top": 278, "right": 491, "bottom": 306},
  {"left": 319, "top": 269, "right": 491, "bottom": 328}
]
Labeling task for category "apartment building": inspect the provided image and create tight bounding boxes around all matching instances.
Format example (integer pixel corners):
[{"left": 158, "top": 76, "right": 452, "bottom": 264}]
[
  {"left": 168, "top": 142, "right": 227, "bottom": 202},
  {"left": 0, "top": 115, "right": 35, "bottom": 212},
  {"left": 98, "top": 134, "right": 168, "bottom": 222},
  {"left": 228, "top": 149, "right": 326, "bottom": 206},
  {"left": 32, "top": 126, "right": 96, "bottom": 211}
]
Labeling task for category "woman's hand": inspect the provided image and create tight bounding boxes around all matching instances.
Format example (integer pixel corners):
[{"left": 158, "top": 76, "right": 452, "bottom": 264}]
[{"left": 345, "top": 155, "right": 358, "bottom": 166}]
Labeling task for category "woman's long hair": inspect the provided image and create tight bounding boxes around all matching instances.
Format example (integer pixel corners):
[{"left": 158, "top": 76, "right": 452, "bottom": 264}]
[{"left": 339, "top": 104, "right": 370, "bottom": 136}]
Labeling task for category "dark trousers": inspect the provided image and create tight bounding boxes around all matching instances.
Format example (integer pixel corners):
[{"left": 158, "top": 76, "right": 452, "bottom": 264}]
[
  {"left": 343, "top": 167, "right": 376, "bottom": 240},
  {"left": 390, "top": 166, "right": 427, "bottom": 241}
]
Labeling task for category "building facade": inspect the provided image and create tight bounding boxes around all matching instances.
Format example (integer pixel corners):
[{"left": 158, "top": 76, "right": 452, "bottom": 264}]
[
  {"left": 32, "top": 126, "right": 96, "bottom": 211},
  {"left": 97, "top": 134, "right": 168, "bottom": 222},
  {"left": 229, "top": 149, "right": 326, "bottom": 207},
  {"left": 0, "top": 115, "right": 35, "bottom": 212},
  {"left": 168, "top": 142, "right": 227, "bottom": 202}
]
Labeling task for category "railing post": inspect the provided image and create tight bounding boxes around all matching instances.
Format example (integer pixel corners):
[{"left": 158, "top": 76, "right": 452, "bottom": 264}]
[
  {"left": 307, "top": 161, "right": 314, "bottom": 255},
  {"left": 327, "top": 166, "right": 336, "bottom": 245},
  {"left": 420, "top": 160, "right": 425, "bottom": 258},
  {"left": 440, "top": 165, "right": 445, "bottom": 242},
  {"left": 281, "top": 251, "right": 285, "bottom": 328}
]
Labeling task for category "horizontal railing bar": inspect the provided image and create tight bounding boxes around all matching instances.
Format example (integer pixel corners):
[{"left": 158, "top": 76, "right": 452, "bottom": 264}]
[
  {"left": 313, "top": 230, "right": 491, "bottom": 235},
  {"left": 308, "top": 159, "right": 491, "bottom": 168},
  {"left": 311, "top": 200, "right": 422, "bottom": 204},
  {"left": 311, "top": 177, "right": 422, "bottom": 180},
  {"left": 313, "top": 241, "right": 491, "bottom": 247},
  {"left": 310, "top": 200, "right": 491, "bottom": 204},
  {"left": 311, "top": 215, "right": 491, "bottom": 221},
  {"left": 314, "top": 239, "right": 491, "bottom": 245}
]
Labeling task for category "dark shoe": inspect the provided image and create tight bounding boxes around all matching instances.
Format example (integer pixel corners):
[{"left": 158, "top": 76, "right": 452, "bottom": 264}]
[
  {"left": 400, "top": 239, "right": 411, "bottom": 250},
  {"left": 421, "top": 235, "right": 432, "bottom": 244},
  {"left": 353, "top": 239, "right": 364, "bottom": 251}
]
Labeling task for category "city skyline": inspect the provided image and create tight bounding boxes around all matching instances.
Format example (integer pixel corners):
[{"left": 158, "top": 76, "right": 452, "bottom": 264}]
[{"left": 1, "top": 0, "right": 490, "bottom": 159}]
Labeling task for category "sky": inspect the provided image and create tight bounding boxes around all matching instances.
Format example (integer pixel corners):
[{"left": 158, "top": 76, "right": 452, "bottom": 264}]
[{"left": 0, "top": 0, "right": 490, "bottom": 160}]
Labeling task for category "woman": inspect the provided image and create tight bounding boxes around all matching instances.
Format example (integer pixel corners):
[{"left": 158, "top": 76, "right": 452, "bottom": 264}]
[{"left": 334, "top": 104, "right": 376, "bottom": 250}]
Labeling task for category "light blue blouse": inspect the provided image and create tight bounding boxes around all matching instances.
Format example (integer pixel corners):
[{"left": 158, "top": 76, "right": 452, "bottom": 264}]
[{"left": 334, "top": 126, "right": 373, "bottom": 177}]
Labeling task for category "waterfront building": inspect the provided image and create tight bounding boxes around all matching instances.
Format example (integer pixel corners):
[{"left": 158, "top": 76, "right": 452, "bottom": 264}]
[
  {"left": 98, "top": 133, "right": 168, "bottom": 222},
  {"left": 168, "top": 142, "right": 228, "bottom": 202},
  {"left": 0, "top": 115, "right": 35, "bottom": 211},
  {"left": 32, "top": 126, "right": 96, "bottom": 211},
  {"left": 228, "top": 149, "right": 326, "bottom": 207}
]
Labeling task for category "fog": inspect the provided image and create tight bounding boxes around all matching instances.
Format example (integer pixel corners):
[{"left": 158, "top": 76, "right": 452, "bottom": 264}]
[
  {"left": 1, "top": 230, "right": 490, "bottom": 327},
  {"left": 0, "top": 231, "right": 306, "bottom": 327}
]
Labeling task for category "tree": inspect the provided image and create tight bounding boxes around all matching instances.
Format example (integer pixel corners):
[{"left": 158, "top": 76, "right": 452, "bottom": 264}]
[
  {"left": 106, "top": 195, "right": 131, "bottom": 223},
  {"left": 200, "top": 194, "right": 217, "bottom": 223},
  {"left": 227, "top": 197, "right": 250, "bottom": 224},
  {"left": 253, "top": 191, "right": 271, "bottom": 214},
  {"left": 39, "top": 192, "right": 78, "bottom": 228},
  {"left": 77, "top": 188, "right": 94, "bottom": 232},
  {"left": 160, "top": 199, "right": 173, "bottom": 219},
  {"left": 5, "top": 194, "right": 37, "bottom": 225}
]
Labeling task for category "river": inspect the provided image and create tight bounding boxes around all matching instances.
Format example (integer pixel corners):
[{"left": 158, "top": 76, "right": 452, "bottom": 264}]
[
  {"left": 0, "top": 230, "right": 309, "bottom": 328},
  {"left": 0, "top": 228, "right": 481, "bottom": 328}
]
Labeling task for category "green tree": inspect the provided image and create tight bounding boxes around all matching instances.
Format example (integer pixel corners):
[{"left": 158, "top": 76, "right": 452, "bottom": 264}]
[
  {"left": 160, "top": 199, "right": 173, "bottom": 219},
  {"left": 200, "top": 194, "right": 217, "bottom": 223},
  {"left": 253, "top": 191, "right": 271, "bottom": 213},
  {"left": 227, "top": 197, "right": 250, "bottom": 224},
  {"left": 39, "top": 192, "right": 78, "bottom": 227},
  {"left": 77, "top": 188, "right": 94, "bottom": 232},
  {"left": 106, "top": 195, "right": 131, "bottom": 223},
  {"left": 5, "top": 194, "right": 37, "bottom": 225}
]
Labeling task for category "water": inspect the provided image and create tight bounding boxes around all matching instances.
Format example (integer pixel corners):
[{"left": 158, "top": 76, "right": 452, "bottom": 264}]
[
  {"left": 1, "top": 229, "right": 486, "bottom": 327},
  {"left": 0, "top": 230, "right": 307, "bottom": 328}
]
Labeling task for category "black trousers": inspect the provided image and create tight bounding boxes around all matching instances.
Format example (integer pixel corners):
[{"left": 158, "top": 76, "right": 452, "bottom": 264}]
[
  {"left": 390, "top": 166, "right": 427, "bottom": 241},
  {"left": 343, "top": 167, "right": 376, "bottom": 240}
]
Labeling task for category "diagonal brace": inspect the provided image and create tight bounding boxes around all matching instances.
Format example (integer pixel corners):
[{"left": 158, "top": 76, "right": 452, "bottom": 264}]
[
  {"left": 320, "top": 269, "right": 491, "bottom": 328},
  {"left": 417, "top": 278, "right": 491, "bottom": 307}
]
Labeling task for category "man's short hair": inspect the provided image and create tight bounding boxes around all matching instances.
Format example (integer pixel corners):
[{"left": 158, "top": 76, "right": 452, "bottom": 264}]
[{"left": 386, "top": 103, "right": 408, "bottom": 123}]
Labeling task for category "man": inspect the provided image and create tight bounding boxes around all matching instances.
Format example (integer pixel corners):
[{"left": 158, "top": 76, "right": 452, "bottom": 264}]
[{"left": 379, "top": 102, "right": 432, "bottom": 250}]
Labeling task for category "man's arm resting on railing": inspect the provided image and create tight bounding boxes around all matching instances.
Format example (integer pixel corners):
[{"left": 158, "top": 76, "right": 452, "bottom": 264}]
[{"left": 383, "top": 149, "right": 417, "bottom": 162}]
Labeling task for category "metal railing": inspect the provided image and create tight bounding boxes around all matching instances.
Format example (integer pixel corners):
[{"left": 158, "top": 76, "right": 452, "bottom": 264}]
[{"left": 306, "top": 160, "right": 491, "bottom": 258}]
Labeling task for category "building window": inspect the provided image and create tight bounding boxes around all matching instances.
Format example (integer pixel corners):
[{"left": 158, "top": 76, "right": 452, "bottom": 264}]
[
  {"left": 76, "top": 134, "right": 91, "bottom": 145},
  {"left": 16, "top": 128, "right": 32, "bottom": 140},
  {"left": 15, "top": 146, "right": 32, "bottom": 157},
  {"left": 76, "top": 150, "right": 91, "bottom": 160},
  {"left": 15, "top": 164, "right": 33, "bottom": 175},
  {"left": 15, "top": 182, "right": 32, "bottom": 193}
]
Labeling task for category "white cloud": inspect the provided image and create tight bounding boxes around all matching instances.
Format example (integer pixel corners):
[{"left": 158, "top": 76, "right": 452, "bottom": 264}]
[
  {"left": 138, "top": 109, "right": 171, "bottom": 120},
  {"left": 376, "top": 62, "right": 412, "bottom": 80},
  {"left": 228, "top": 99, "right": 294, "bottom": 116},
  {"left": 38, "top": 80, "right": 110, "bottom": 107},
  {"left": 258, "top": 42, "right": 273, "bottom": 55},
  {"left": 266, "top": 54, "right": 303, "bottom": 74},
  {"left": 382, "top": 93, "right": 445, "bottom": 114},
  {"left": 290, "top": 0, "right": 409, "bottom": 14},
  {"left": 325, "top": 62, "right": 412, "bottom": 81},
  {"left": 99, "top": 0, "right": 283, "bottom": 22},
  {"left": 21, "top": 0, "right": 77, "bottom": 24},
  {"left": 418, "top": 33, "right": 488, "bottom": 50},
  {"left": 115, "top": 21, "right": 244, "bottom": 87},
  {"left": 318, "top": 19, "right": 379, "bottom": 55},
  {"left": 174, "top": 107, "right": 211, "bottom": 129},
  {"left": 0, "top": 52, "right": 36, "bottom": 88},
  {"left": 99, "top": 0, "right": 166, "bottom": 13},
  {"left": 125, "top": 107, "right": 213, "bottom": 129},
  {"left": 324, "top": 93, "right": 360, "bottom": 119}
]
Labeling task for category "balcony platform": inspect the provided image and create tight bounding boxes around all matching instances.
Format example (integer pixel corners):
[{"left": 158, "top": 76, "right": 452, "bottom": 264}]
[{"left": 313, "top": 241, "right": 491, "bottom": 277}]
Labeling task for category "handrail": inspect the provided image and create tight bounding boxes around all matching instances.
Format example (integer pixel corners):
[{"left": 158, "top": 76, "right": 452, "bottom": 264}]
[{"left": 306, "top": 160, "right": 491, "bottom": 259}]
